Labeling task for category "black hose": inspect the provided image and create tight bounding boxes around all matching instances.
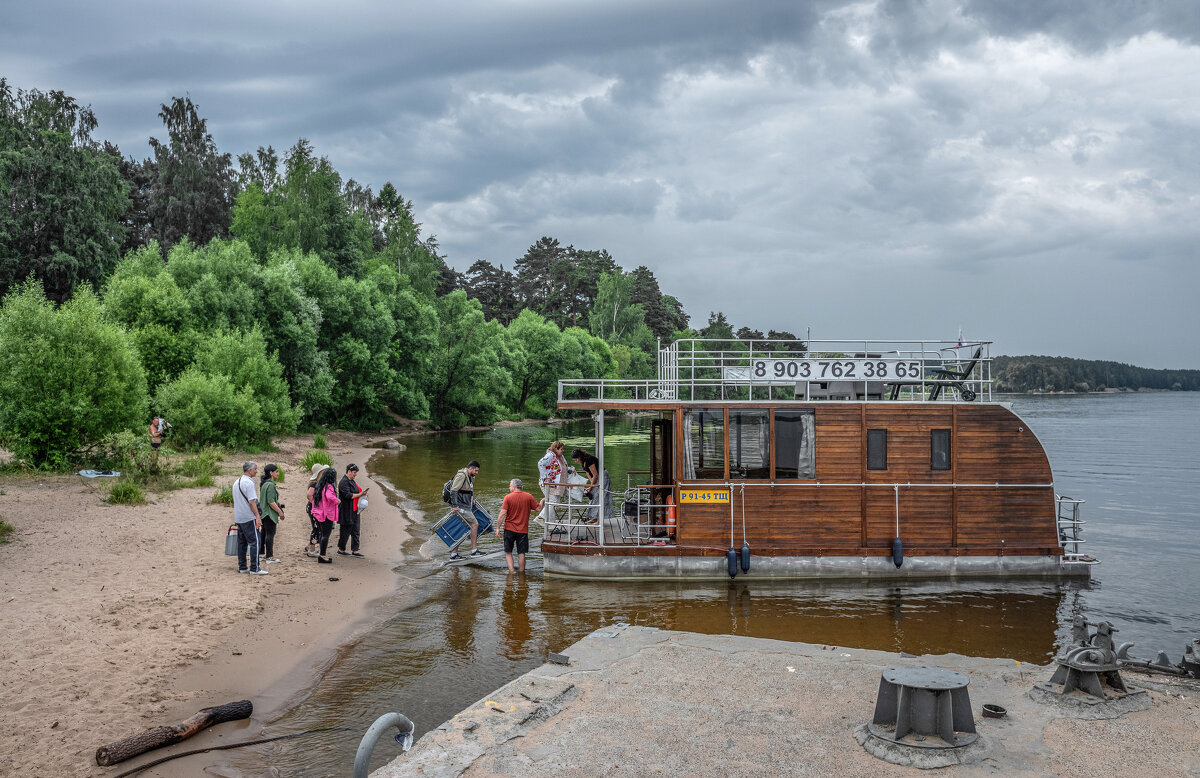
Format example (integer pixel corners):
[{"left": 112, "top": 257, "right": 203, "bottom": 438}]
[{"left": 108, "top": 726, "right": 353, "bottom": 778}]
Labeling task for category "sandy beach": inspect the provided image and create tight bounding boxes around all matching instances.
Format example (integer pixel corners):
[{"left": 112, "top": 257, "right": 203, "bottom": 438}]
[{"left": 0, "top": 432, "right": 412, "bottom": 777}]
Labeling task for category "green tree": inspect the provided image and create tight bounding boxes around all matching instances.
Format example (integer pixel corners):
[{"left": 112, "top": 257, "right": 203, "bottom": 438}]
[
  {"left": 425, "top": 291, "right": 515, "bottom": 427},
  {"left": 588, "top": 271, "right": 653, "bottom": 349},
  {"left": 147, "top": 97, "right": 236, "bottom": 248},
  {"left": 0, "top": 79, "right": 129, "bottom": 302},
  {"left": 191, "top": 327, "right": 300, "bottom": 432},
  {"left": 506, "top": 309, "right": 576, "bottom": 415},
  {"left": 0, "top": 281, "right": 147, "bottom": 467},
  {"left": 461, "top": 260, "right": 520, "bottom": 324},
  {"left": 629, "top": 266, "right": 688, "bottom": 341}
]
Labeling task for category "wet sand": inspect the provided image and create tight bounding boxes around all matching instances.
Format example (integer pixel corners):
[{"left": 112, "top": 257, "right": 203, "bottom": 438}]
[{"left": 0, "top": 432, "right": 411, "bottom": 777}]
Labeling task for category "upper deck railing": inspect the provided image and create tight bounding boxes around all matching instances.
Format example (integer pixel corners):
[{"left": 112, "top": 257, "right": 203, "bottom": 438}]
[{"left": 558, "top": 338, "right": 993, "bottom": 405}]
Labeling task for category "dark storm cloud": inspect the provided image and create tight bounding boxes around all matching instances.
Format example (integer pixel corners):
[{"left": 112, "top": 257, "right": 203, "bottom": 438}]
[
  {"left": 962, "top": 0, "right": 1200, "bottom": 49},
  {"left": 2, "top": 0, "right": 1197, "bottom": 366}
]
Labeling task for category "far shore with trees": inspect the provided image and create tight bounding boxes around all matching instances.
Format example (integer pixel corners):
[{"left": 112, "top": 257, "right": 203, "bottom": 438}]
[{"left": 1, "top": 79, "right": 1194, "bottom": 472}]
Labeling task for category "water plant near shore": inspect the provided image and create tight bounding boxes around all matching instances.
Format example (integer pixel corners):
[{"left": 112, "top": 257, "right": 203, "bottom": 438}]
[{"left": 301, "top": 449, "right": 333, "bottom": 470}]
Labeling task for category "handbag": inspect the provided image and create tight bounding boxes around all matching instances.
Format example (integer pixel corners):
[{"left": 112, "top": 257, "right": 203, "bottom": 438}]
[{"left": 224, "top": 524, "right": 239, "bottom": 556}]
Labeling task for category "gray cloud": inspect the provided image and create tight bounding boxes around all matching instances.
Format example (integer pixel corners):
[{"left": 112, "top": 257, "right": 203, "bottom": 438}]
[{"left": 1, "top": 0, "right": 1196, "bottom": 367}]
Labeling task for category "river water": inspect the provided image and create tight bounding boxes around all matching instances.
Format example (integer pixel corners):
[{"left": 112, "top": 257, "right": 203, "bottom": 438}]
[{"left": 225, "top": 392, "right": 1200, "bottom": 776}]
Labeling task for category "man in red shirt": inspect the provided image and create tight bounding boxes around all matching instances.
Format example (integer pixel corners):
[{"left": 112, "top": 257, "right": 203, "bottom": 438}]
[{"left": 496, "top": 478, "right": 543, "bottom": 573}]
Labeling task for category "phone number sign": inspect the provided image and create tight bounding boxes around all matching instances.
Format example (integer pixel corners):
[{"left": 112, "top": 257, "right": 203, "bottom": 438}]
[
  {"left": 679, "top": 489, "right": 730, "bottom": 504},
  {"left": 751, "top": 359, "right": 925, "bottom": 381}
]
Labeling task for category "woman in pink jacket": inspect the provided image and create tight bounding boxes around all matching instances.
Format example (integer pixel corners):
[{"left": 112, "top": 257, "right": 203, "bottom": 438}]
[{"left": 309, "top": 466, "right": 339, "bottom": 563}]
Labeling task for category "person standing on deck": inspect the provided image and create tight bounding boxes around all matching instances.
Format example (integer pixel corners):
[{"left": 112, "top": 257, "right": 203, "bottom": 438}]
[
  {"left": 449, "top": 461, "right": 484, "bottom": 560},
  {"left": 496, "top": 478, "right": 542, "bottom": 574},
  {"left": 337, "top": 464, "right": 369, "bottom": 558},
  {"left": 536, "top": 441, "right": 570, "bottom": 525},
  {"left": 233, "top": 461, "right": 267, "bottom": 575},
  {"left": 572, "top": 448, "right": 610, "bottom": 523}
]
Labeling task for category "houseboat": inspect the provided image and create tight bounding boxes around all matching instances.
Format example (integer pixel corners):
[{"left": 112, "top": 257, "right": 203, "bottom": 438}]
[{"left": 542, "top": 337, "right": 1096, "bottom": 580}]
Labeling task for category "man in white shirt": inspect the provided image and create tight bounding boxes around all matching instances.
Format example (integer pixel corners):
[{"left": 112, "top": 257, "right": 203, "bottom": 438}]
[{"left": 234, "top": 461, "right": 268, "bottom": 575}]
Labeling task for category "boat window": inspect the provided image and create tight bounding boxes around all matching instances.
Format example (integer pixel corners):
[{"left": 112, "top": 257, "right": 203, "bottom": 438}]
[
  {"left": 867, "top": 429, "right": 887, "bottom": 470},
  {"left": 729, "top": 410, "right": 770, "bottom": 479},
  {"left": 931, "top": 429, "right": 951, "bottom": 470},
  {"left": 775, "top": 409, "right": 816, "bottom": 479},
  {"left": 683, "top": 409, "right": 725, "bottom": 479}
]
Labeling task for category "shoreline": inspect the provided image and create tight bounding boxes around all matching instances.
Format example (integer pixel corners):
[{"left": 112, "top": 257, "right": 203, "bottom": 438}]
[{"left": 0, "top": 432, "right": 414, "bottom": 777}]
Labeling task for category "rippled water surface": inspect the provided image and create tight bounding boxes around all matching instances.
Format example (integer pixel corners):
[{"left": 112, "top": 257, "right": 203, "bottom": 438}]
[{"left": 227, "top": 393, "right": 1200, "bottom": 776}]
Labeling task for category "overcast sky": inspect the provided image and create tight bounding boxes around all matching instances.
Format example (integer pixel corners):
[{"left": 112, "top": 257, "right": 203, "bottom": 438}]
[{"left": 4, "top": 1, "right": 1198, "bottom": 368}]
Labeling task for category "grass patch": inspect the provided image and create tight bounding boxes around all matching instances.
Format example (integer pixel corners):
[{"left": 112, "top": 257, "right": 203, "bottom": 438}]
[
  {"left": 107, "top": 479, "right": 146, "bottom": 505},
  {"left": 301, "top": 449, "right": 334, "bottom": 470},
  {"left": 184, "top": 473, "right": 215, "bottom": 488},
  {"left": 211, "top": 484, "right": 234, "bottom": 505},
  {"left": 312, "top": 433, "right": 327, "bottom": 449},
  {"left": 0, "top": 519, "right": 13, "bottom": 544},
  {"left": 176, "top": 447, "right": 222, "bottom": 479}
]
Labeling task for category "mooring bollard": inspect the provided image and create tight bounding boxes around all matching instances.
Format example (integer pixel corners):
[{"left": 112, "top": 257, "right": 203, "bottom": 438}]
[{"left": 868, "top": 666, "right": 978, "bottom": 748}]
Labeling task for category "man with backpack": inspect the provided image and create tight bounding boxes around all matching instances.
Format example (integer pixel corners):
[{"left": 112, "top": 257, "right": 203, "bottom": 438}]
[{"left": 445, "top": 461, "right": 483, "bottom": 560}]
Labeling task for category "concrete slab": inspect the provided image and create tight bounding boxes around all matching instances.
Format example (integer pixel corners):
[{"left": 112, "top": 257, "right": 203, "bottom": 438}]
[{"left": 375, "top": 626, "right": 1200, "bottom": 777}]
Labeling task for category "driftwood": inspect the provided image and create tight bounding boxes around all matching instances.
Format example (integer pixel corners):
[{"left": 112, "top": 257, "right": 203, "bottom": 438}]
[{"left": 95, "top": 699, "right": 253, "bottom": 766}]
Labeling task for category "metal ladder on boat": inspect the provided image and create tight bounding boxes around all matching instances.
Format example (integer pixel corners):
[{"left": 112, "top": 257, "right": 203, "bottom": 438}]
[{"left": 1056, "top": 495, "right": 1098, "bottom": 565}]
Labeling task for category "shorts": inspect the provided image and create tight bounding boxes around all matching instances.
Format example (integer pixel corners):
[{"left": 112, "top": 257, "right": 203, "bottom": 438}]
[
  {"left": 151, "top": 442, "right": 161, "bottom": 450},
  {"left": 503, "top": 530, "right": 529, "bottom": 554},
  {"left": 455, "top": 504, "right": 477, "bottom": 527}
]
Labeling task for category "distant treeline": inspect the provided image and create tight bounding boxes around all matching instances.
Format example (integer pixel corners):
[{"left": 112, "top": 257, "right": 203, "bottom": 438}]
[{"left": 991, "top": 356, "right": 1200, "bottom": 393}]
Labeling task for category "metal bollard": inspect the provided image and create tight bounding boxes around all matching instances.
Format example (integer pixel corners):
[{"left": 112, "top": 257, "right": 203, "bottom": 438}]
[{"left": 353, "top": 712, "right": 415, "bottom": 778}]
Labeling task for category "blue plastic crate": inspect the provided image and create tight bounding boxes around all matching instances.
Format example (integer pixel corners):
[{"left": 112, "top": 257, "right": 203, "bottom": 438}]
[{"left": 432, "top": 505, "right": 494, "bottom": 550}]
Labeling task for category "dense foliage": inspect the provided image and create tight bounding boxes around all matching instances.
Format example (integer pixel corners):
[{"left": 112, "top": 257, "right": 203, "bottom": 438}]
[
  {"left": 2, "top": 79, "right": 1188, "bottom": 466},
  {"left": 0, "top": 282, "right": 147, "bottom": 467}
]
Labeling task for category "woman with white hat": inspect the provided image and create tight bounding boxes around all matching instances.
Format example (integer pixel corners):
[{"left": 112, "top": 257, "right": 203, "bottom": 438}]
[{"left": 305, "top": 462, "right": 330, "bottom": 557}]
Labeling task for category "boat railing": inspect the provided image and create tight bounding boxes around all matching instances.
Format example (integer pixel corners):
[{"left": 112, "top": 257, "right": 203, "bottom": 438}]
[
  {"left": 1056, "top": 495, "right": 1098, "bottom": 565},
  {"left": 559, "top": 338, "right": 993, "bottom": 405}
]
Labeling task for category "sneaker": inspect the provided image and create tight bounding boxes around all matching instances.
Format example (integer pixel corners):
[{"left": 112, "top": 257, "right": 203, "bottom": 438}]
[
  {"left": 248, "top": 569, "right": 269, "bottom": 575},
  {"left": 470, "top": 549, "right": 486, "bottom": 557},
  {"left": 238, "top": 569, "right": 249, "bottom": 574},
  {"left": 449, "top": 552, "right": 461, "bottom": 560},
  {"left": 337, "top": 550, "right": 350, "bottom": 556},
  {"left": 266, "top": 558, "right": 281, "bottom": 564},
  {"left": 352, "top": 552, "right": 365, "bottom": 558}
]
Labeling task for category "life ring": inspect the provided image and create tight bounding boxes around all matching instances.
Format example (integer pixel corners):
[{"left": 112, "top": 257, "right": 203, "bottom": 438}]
[{"left": 666, "top": 495, "right": 676, "bottom": 537}]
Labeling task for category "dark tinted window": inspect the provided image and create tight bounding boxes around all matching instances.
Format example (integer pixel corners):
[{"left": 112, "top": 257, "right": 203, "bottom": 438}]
[
  {"left": 775, "top": 410, "right": 816, "bottom": 479},
  {"left": 931, "top": 429, "right": 951, "bottom": 470},
  {"left": 684, "top": 409, "right": 725, "bottom": 479},
  {"left": 867, "top": 429, "right": 887, "bottom": 470},
  {"left": 729, "top": 410, "right": 770, "bottom": 479}
]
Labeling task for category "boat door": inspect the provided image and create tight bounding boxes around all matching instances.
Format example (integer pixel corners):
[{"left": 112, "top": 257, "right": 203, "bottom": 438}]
[{"left": 650, "top": 418, "right": 673, "bottom": 537}]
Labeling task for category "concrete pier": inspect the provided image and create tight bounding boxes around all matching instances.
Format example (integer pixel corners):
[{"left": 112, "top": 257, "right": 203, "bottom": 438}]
[{"left": 375, "top": 625, "right": 1200, "bottom": 777}]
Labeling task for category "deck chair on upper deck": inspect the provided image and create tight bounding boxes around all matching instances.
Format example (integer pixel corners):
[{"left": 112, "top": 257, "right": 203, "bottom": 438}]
[{"left": 927, "top": 346, "right": 983, "bottom": 401}]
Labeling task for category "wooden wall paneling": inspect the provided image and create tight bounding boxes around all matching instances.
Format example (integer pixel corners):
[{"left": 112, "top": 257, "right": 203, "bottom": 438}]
[
  {"left": 951, "top": 405, "right": 959, "bottom": 546},
  {"left": 955, "top": 487, "right": 1058, "bottom": 546},
  {"left": 814, "top": 406, "right": 862, "bottom": 482},
  {"left": 859, "top": 404, "right": 868, "bottom": 546}
]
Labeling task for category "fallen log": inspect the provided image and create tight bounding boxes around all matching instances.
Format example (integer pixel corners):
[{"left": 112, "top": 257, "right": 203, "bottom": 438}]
[{"left": 95, "top": 700, "right": 253, "bottom": 766}]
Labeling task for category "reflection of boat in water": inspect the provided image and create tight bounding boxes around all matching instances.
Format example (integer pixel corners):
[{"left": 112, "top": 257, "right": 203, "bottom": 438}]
[
  {"left": 534, "top": 577, "right": 1086, "bottom": 664},
  {"left": 545, "top": 337, "right": 1098, "bottom": 580}
]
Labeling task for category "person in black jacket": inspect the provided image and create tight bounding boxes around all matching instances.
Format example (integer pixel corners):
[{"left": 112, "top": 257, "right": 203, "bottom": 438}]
[{"left": 336, "top": 463, "right": 370, "bottom": 558}]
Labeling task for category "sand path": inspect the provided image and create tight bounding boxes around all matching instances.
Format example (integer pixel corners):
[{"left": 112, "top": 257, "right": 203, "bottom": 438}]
[{"left": 0, "top": 432, "right": 411, "bottom": 777}]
